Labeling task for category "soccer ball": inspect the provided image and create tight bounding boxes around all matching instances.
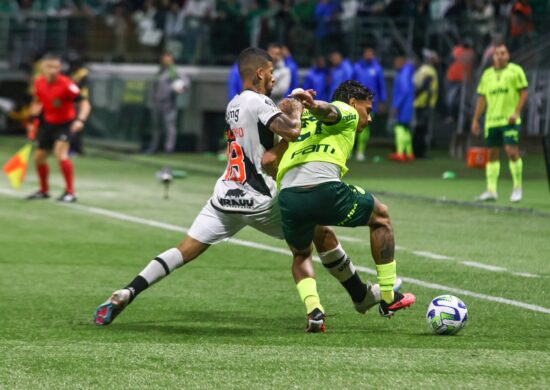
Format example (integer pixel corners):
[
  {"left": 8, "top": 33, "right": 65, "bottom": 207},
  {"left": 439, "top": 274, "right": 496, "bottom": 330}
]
[{"left": 426, "top": 295, "right": 468, "bottom": 335}]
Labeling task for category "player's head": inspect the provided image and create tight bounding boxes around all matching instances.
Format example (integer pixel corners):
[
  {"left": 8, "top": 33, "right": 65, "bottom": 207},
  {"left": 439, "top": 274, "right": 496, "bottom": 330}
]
[
  {"left": 238, "top": 47, "right": 274, "bottom": 96},
  {"left": 267, "top": 43, "right": 283, "bottom": 63},
  {"left": 41, "top": 54, "right": 62, "bottom": 80},
  {"left": 492, "top": 44, "right": 510, "bottom": 69},
  {"left": 328, "top": 50, "right": 343, "bottom": 66},
  {"left": 393, "top": 54, "right": 406, "bottom": 70},
  {"left": 332, "top": 80, "right": 374, "bottom": 133},
  {"left": 363, "top": 47, "right": 376, "bottom": 62},
  {"left": 314, "top": 55, "right": 326, "bottom": 69},
  {"left": 161, "top": 51, "right": 175, "bottom": 67}
]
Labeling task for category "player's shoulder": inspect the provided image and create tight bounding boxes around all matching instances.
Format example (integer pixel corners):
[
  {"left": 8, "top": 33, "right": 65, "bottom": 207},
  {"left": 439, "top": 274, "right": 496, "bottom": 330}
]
[
  {"left": 57, "top": 74, "right": 73, "bottom": 83},
  {"left": 507, "top": 62, "right": 525, "bottom": 74},
  {"left": 34, "top": 75, "right": 46, "bottom": 86},
  {"left": 480, "top": 66, "right": 495, "bottom": 79},
  {"left": 331, "top": 100, "right": 355, "bottom": 114}
]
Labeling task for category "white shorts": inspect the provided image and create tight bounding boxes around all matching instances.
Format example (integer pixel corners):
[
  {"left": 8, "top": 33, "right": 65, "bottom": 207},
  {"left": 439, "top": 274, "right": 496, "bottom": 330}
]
[{"left": 187, "top": 199, "right": 284, "bottom": 245}]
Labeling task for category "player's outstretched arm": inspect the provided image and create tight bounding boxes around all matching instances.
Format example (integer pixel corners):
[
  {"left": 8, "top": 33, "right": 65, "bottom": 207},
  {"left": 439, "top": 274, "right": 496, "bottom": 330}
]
[
  {"left": 290, "top": 89, "right": 339, "bottom": 124},
  {"left": 268, "top": 99, "right": 302, "bottom": 142}
]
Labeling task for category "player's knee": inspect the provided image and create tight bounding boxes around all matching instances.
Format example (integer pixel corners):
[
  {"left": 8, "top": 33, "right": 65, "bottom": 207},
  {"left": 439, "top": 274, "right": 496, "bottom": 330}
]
[
  {"left": 313, "top": 226, "right": 338, "bottom": 252},
  {"left": 370, "top": 199, "right": 392, "bottom": 229},
  {"left": 291, "top": 245, "right": 312, "bottom": 260},
  {"left": 177, "top": 235, "right": 209, "bottom": 264}
]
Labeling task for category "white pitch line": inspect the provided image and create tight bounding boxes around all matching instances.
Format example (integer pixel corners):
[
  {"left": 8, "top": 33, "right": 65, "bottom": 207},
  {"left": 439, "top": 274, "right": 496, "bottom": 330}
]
[
  {"left": 0, "top": 188, "right": 540, "bottom": 279},
  {"left": 411, "top": 251, "right": 454, "bottom": 261},
  {"left": 461, "top": 260, "right": 507, "bottom": 273},
  {"left": 1, "top": 188, "right": 548, "bottom": 312},
  {"left": 512, "top": 272, "right": 540, "bottom": 278}
]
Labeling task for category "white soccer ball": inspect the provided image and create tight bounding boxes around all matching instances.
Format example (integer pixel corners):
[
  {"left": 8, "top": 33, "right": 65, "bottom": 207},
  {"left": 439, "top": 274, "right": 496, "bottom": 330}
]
[{"left": 426, "top": 295, "right": 468, "bottom": 335}]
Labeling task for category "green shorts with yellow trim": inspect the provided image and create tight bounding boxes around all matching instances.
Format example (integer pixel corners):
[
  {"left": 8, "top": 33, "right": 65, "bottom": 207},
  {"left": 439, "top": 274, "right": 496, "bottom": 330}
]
[
  {"left": 278, "top": 181, "right": 375, "bottom": 250},
  {"left": 485, "top": 124, "right": 520, "bottom": 148}
]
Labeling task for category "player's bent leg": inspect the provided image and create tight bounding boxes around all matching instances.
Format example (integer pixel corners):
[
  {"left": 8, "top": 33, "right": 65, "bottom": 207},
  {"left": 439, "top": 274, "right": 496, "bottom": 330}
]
[
  {"left": 313, "top": 226, "right": 379, "bottom": 314},
  {"left": 28, "top": 149, "right": 51, "bottom": 199},
  {"left": 94, "top": 201, "right": 238, "bottom": 326},
  {"left": 367, "top": 197, "right": 415, "bottom": 317}
]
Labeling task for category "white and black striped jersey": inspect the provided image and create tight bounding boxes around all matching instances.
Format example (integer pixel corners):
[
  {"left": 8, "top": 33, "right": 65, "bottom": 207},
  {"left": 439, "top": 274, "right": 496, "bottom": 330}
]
[{"left": 210, "top": 90, "right": 282, "bottom": 213}]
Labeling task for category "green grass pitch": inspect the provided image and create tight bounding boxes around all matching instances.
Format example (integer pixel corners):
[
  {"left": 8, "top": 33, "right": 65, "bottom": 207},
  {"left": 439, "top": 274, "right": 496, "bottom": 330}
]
[{"left": 1, "top": 136, "right": 549, "bottom": 388}]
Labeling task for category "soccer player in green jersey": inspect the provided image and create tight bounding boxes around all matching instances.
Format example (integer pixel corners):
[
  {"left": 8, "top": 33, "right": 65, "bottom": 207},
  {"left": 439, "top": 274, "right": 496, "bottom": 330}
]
[
  {"left": 275, "top": 81, "right": 416, "bottom": 318},
  {"left": 472, "top": 44, "right": 528, "bottom": 202}
]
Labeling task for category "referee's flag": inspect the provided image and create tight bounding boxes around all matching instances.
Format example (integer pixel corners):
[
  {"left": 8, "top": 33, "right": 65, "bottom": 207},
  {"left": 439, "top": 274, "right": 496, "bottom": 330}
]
[{"left": 3, "top": 144, "right": 32, "bottom": 189}]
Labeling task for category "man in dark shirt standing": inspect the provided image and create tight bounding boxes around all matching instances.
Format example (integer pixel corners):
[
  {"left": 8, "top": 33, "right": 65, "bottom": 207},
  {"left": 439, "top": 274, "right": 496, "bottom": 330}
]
[
  {"left": 27, "top": 54, "right": 91, "bottom": 202},
  {"left": 146, "top": 52, "right": 189, "bottom": 154}
]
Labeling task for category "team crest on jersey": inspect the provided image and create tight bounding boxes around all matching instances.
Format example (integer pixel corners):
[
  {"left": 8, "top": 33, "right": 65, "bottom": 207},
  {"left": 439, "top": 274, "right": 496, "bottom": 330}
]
[{"left": 53, "top": 99, "right": 61, "bottom": 107}]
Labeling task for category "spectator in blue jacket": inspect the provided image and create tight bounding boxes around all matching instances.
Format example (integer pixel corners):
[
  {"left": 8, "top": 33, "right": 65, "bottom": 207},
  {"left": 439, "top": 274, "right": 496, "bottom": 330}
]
[
  {"left": 352, "top": 47, "right": 387, "bottom": 161},
  {"left": 227, "top": 61, "right": 242, "bottom": 101},
  {"left": 390, "top": 54, "right": 415, "bottom": 162},
  {"left": 282, "top": 45, "right": 299, "bottom": 96},
  {"left": 328, "top": 50, "right": 353, "bottom": 99},
  {"left": 302, "top": 55, "right": 330, "bottom": 102}
]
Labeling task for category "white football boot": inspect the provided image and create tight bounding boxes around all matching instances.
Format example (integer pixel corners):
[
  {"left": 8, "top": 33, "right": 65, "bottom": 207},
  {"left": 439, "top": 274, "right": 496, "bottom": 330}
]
[{"left": 510, "top": 188, "right": 522, "bottom": 203}]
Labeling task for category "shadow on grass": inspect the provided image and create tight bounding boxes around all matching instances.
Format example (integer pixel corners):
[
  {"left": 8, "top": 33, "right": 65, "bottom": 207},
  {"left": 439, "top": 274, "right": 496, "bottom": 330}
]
[{"left": 82, "top": 310, "right": 303, "bottom": 337}]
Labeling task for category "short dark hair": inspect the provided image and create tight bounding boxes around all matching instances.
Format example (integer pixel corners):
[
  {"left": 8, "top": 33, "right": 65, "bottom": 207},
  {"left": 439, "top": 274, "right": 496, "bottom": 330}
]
[
  {"left": 332, "top": 80, "right": 374, "bottom": 103},
  {"left": 42, "top": 53, "right": 62, "bottom": 62},
  {"left": 237, "top": 47, "right": 272, "bottom": 80}
]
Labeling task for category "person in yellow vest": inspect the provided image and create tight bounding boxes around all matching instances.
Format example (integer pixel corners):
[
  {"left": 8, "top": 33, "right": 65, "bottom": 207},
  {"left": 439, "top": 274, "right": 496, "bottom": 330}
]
[
  {"left": 471, "top": 44, "right": 528, "bottom": 202},
  {"left": 412, "top": 49, "right": 439, "bottom": 158}
]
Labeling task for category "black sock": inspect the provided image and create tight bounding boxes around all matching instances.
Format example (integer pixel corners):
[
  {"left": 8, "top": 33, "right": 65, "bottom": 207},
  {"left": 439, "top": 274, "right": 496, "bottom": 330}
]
[
  {"left": 125, "top": 275, "right": 149, "bottom": 303},
  {"left": 341, "top": 271, "right": 368, "bottom": 303}
]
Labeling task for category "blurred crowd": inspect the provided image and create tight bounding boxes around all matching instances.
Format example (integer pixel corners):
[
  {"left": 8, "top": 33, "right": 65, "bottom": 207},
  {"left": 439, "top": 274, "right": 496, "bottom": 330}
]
[{"left": 0, "top": 0, "right": 544, "bottom": 66}]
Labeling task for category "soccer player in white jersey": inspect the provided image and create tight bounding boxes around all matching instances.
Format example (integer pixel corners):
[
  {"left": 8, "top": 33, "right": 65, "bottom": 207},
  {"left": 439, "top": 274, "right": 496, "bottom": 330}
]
[{"left": 93, "top": 48, "right": 382, "bottom": 332}]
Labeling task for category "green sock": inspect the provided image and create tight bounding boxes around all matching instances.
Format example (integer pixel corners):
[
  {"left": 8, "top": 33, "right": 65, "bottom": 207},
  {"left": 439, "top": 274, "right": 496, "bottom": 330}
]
[
  {"left": 486, "top": 161, "right": 500, "bottom": 194},
  {"left": 357, "top": 126, "right": 370, "bottom": 154},
  {"left": 376, "top": 261, "right": 396, "bottom": 304},
  {"left": 296, "top": 278, "right": 324, "bottom": 314},
  {"left": 404, "top": 127, "right": 413, "bottom": 156},
  {"left": 509, "top": 158, "right": 523, "bottom": 189},
  {"left": 395, "top": 125, "right": 406, "bottom": 155}
]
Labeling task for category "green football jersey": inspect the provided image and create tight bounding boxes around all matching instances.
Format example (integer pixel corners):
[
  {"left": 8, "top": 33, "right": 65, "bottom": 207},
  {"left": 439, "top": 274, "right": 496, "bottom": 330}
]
[
  {"left": 477, "top": 62, "right": 528, "bottom": 129},
  {"left": 276, "top": 100, "right": 359, "bottom": 188}
]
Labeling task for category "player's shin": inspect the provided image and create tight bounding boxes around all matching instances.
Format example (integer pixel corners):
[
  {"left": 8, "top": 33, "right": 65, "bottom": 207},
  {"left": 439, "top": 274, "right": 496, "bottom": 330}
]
[
  {"left": 318, "top": 244, "right": 368, "bottom": 304},
  {"left": 296, "top": 277, "right": 324, "bottom": 315},
  {"left": 125, "top": 248, "right": 184, "bottom": 302},
  {"left": 509, "top": 158, "right": 523, "bottom": 188},
  {"left": 376, "top": 261, "right": 396, "bottom": 304},
  {"left": 37, "top": 163, "right": 49, "bottom": 193},
  {"left": 486, "top": 160, "right": 500, "bottom": 193}
]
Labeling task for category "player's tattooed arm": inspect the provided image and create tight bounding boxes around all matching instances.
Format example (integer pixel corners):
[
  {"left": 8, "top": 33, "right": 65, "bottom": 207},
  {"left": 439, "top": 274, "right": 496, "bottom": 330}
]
[
  {"left": 268, "top": 99, "right": 302, "bottom": 141},
  {"left": 290, "top": 89, "right": 339, "bottom": 124},
  {"left": 261, "top": 139, "right": 288, "bottom": 179}
]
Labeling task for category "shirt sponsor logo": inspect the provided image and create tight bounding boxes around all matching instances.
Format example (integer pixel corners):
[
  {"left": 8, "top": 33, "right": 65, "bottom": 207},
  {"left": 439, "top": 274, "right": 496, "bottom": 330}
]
[
  {"left": 291, "top": 143, "right": 336, "bottom": 159},
  {"left": 489, "top": 87, "right": 509, "bottom": 95},
  {"left": 342, "top": 114, "right": 357, "bottom": 122}
]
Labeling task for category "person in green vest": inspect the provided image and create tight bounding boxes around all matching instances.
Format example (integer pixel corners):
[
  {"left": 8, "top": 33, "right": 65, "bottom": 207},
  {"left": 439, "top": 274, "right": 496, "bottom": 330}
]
[
  {"left": 274, "top": 81, "right": 416, "bottom": 318},
  {"left": 471, "top": 44, "right": 528, "bottom": 202}
]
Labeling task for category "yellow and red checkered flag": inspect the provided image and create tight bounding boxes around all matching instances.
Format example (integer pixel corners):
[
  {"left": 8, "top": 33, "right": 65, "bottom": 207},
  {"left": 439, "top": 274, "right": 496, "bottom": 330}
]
[{"left": 3, "top": 144, "right": 32, "bottom": 189}]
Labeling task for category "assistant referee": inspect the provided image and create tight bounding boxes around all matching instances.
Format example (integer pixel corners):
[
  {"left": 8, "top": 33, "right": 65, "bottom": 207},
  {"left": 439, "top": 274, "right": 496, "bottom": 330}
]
[{"left": 27, "top": 54, "right": 91, "bottom": 202}]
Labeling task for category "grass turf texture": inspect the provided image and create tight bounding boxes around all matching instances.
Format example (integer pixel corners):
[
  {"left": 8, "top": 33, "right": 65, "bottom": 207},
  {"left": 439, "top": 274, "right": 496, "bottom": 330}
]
[{"left": 1, "top": 136, "right": 549, "bottom": 388}]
